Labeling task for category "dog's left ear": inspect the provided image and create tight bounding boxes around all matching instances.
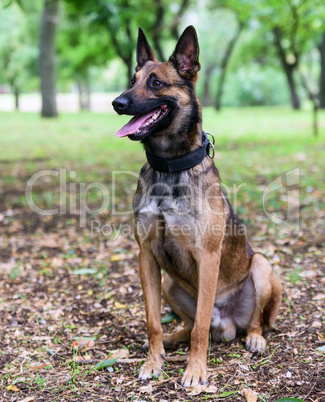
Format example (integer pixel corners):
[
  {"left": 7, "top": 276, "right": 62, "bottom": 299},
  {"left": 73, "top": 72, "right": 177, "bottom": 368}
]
[
  {"left": 136, "top": 27, "right": 158, "bottom": 70},
  {"left": 169, "top": 26, "right": 201, "bottom": 79}
]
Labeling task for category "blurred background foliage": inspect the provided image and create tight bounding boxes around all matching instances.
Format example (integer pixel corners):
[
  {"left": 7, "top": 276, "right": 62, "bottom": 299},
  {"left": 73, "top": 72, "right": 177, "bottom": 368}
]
[{"left": 0, "top": 0, "right": 324, "bottom": 114}]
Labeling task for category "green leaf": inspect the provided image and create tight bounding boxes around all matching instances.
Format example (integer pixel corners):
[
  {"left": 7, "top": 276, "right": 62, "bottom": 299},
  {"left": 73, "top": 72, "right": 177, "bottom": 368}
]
[
  {"left": 69, "top": 268, "right": 97, "bottom": 275},
  {"left": 93, "top": 357, "right": 119, "bottom": 370},
  {"left": 216, "top": 391, "right": 238, "bottom": 397},
  {"left": 161, "top": 311, "right": 180, "bottom": 323},
  {"left": 274, "top": 399, "right": 305, "bottom": 402}
]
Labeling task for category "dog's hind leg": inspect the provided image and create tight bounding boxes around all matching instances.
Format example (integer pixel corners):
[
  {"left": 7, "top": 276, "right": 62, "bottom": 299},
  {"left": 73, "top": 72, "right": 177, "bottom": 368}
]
[
  {"left": 162, "top": 273, "right": 196, "bottom": 346},
  {"left": 246, "top": 253, "right": 282, "bottom": 353}
]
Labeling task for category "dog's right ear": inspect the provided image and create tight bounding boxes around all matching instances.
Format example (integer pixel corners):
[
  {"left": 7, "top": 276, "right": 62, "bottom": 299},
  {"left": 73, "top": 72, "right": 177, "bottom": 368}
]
[{"left": 136, "top": 27, "right": 158, "bottom": 71}]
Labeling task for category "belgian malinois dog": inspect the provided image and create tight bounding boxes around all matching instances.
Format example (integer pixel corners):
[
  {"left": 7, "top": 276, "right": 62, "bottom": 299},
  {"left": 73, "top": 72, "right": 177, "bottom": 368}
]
[{"left": 112, "top": 26, "right": 282, "bottom": 387}]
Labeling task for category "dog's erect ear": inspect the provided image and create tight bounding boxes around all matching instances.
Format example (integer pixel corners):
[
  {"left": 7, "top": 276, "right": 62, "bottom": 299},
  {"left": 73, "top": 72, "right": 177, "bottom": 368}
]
[
  {"left": 136, "top": 27, "right": 158, "bottom": 70},
  {"left": 169, "top": 26, "right": 201, "bottom": 79}
]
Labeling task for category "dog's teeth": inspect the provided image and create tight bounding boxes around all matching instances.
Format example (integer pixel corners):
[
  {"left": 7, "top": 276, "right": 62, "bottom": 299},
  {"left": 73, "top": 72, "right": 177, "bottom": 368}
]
[{"left": 141, "top": 110, "right": 163, "bottom": 130}]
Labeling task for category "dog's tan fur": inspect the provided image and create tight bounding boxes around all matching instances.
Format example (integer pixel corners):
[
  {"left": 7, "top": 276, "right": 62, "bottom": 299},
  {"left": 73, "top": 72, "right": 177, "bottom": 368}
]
[{"left": 113, "top": 26, "right": 282, "bottom": 387}]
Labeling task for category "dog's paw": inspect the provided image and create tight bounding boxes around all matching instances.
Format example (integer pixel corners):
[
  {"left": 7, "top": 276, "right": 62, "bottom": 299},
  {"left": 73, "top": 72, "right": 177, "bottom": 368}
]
[
  {"left": 181, "top": 360, "right": 208, "bottom": 388},
  {"left": 138, "top": 353, "right": 165, "bottom": 381},
  {"left": 245, "top": 333, "right": 266, "bottom": 353}
]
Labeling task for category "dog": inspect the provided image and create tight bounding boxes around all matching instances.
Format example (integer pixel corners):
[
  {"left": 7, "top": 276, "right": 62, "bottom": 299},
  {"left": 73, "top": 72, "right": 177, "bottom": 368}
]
[{"left": 112, "top": 26, "right": 282, "bottom": 387}]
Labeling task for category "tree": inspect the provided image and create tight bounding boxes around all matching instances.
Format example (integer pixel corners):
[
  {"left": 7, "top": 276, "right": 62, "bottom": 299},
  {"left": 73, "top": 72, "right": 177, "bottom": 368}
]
[
  {"left": 214, "top": 20, "right": 243, "bottom": 110},
  {"left": 64, "top": 0, "right": 191, "bottom": 87},
  {"left": 57, "top": 8, "right": 114, "bottom": 110},
  {"left": 216, "top": 0, "right": 325, "bottom": 110},
  {"left": 256, "top": 0, "right": 325, "bottom": 110},
  {"left": 272, "top": 25, "right": 300, "bottom": 110},
  {"left": 0, "top": 3, "right": 39, "bottom": 110},
  {"left": 39, "top": 0, "right": 59, "bottom": 117},
  {"left": 319, "top": 33, "right": 325, "bottom": 109},
  {"left": 191, "top": 6, "right": 243, "bottom": 109}
]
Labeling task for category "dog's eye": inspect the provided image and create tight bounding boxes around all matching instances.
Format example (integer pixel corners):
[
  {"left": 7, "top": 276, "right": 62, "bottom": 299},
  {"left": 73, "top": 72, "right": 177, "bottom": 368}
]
[
  {"left": 152, "top": 80, "right": 162, "bottom": 88},
  {"left": 130, "top": 77, "right": 135, "bottom": 87}
]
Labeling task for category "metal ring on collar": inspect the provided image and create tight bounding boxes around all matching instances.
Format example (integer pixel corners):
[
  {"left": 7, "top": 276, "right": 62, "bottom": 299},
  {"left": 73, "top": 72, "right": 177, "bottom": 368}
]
[
  {"left": 206, "top": 132, "right": 215, "bottom": 145},
  {"left": 207, "top": 142, "right": 215, "bottom": 159}
]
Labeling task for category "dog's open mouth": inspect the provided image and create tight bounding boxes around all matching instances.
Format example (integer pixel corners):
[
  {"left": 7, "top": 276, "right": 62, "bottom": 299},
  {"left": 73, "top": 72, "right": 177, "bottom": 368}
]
[{"left": 115, "top": 105, "right": 169, "bottom": 138}]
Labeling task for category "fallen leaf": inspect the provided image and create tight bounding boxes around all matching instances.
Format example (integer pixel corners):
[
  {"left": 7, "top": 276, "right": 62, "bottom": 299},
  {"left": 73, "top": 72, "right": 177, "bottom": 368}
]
[
  {"left": 316, "top": 345, "right": 325, "bottom": 352},
  {"left": 317, "top": 332, "right": 325, "bottom": 342},
  {"left": 73, "top": 355, "right": 92, "bottom": 363},
  {"left": 7, "top": 384, "right": 19, "bottom": 392},
  {"left": 312, "top": 321, "right": 322, "bottom": 328},
  {"left": 31, "top": 364, "right": 52, "bottom": 370},
  {"left": 109, "top": 348, "right": 130, "bottom": 359},
  {"left": 111, "top": 255, "right": 120, "bottom": 261},
  {"left": 13, "top": 377, "right": 26, "bottom": 384},
  {"left": 139, "top": 384, "right": 153, "bottom": 393},
  {"left": 18, "top": 398, "right": 35, "bottom": 402},
  {"left": 114, "top": 301, "right": 127, "bottom": 309},
  {"left": 312, "top": 293, "right": 325, "bottom": 301},
  {"left": 51, "top": 257, "right": 63, "bottom": 268},
  {"left": 116, "top": 375, "right": 125, "bottom": 385},
  {"left": 270, "top": 254, "right": 280, "bottom": 265},
  {"left": 93, "top": 357, "right": 119, "bottom": 370},
  {"left": 72, "top": 339, "right": 95, "bottom": 350},
  {"left": 39, "top": 234, "right": 60, "bottom": 248},
  {"left": 243, "top": 388, "right": 258, "bottom": 402},
  {"left": 48, "top": 309, "right": 64, "bottom": 320},
  {"left": 187, "top": 384, "right": 218, "bottom": 395}
]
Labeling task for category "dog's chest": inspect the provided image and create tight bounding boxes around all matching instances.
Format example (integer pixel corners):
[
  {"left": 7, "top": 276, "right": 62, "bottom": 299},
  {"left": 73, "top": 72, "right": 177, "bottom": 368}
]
[{"left": 135, "top": 195, "right": 198, "bottom": 279}]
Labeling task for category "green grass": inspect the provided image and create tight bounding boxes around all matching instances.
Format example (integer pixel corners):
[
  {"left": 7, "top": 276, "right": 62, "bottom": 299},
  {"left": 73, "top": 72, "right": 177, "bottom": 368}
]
[
  {"left": 0, "top": 106, "right": 324, "bottom": 214},
  {"left": 1, "top": 106, "right": 324, "bottom": 163}
]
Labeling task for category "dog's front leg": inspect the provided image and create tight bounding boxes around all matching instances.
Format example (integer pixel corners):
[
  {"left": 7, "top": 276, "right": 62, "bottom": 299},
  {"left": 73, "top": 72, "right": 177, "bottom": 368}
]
[
  {"left": 138, "top": 247, "right": 165, "bottom": 380},
  {"left": 181, "top": 252, "right": 220, "bottom": 387}
]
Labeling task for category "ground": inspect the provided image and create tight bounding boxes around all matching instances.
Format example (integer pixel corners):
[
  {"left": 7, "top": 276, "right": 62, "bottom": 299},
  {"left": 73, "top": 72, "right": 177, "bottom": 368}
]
[{"left": 0, "top": 107, "right": 324, "bottom": 401}]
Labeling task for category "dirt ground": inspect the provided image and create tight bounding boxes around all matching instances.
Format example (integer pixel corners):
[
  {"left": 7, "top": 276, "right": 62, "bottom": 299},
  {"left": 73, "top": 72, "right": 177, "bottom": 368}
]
[{"left": 0, "top": 158, "right": 324, "bottom": 402}]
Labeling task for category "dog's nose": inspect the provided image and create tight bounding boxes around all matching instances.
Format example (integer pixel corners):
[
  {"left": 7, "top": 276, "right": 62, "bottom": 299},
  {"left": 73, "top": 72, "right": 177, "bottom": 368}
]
[{"left": 112, "top": 96, "right": 129, "bottom": 113}]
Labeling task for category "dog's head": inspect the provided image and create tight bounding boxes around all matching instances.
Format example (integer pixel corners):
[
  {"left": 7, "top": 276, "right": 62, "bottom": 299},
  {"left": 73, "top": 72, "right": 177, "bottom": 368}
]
[{"left": 112, "top": 26, "right": 201, "bottom": 142}]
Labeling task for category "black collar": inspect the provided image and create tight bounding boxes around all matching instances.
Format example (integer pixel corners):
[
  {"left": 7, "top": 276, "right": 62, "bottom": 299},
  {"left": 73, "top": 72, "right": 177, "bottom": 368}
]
[{"left": 145, "top": 131, "right": 214, "bottom": 173}]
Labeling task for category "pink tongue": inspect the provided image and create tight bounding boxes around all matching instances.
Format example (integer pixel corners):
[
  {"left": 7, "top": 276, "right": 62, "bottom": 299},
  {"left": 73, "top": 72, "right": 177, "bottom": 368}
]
[{"left": 115, "top": 109, "right": 158, "bottom": 137}]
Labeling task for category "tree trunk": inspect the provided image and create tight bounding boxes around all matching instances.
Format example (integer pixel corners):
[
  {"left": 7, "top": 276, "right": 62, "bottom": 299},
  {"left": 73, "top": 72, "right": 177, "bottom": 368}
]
[
  {"left": 39, "top": 0, "right": 59, "bottom": 118},
  {"left": 77, "top": 81, "right": 91, "bottom": 111},
  {"left": 170, "top": 0, "right": 190, "bottom": 40},
  {"left": 273, "top": 27, "right": 300, "bottom": 110},
  {"left": 215, "top": 22, "right": 243, "bottom": 111},
  {"left": 202, "top": 66, "right": 214, "bottom": 107},
  {"left": 319, "top": 33, "right": 325, "bottom": 109},
  {"left": 13, "top": 87, "right": 19, "bottom": 111},
  {"left": 109, "top": 24, "right": 133, "bottom": 89},
  {"left": 152, "top": 0, "right": 165, "bottom": 61},
  {"left": 299, "top": 71, "right": 319, "bottom": 138}
]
